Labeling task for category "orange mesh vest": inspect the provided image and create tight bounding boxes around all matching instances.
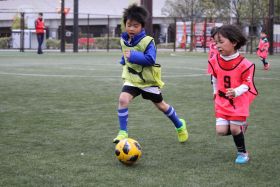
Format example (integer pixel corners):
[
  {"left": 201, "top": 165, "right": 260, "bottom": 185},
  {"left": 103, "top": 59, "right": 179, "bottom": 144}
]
[
  {"left": 209, "top": 55, "right": 258, "bottom": 118},
  {"left": 35, "top": 19, "right": 45, "bottom": 34}
]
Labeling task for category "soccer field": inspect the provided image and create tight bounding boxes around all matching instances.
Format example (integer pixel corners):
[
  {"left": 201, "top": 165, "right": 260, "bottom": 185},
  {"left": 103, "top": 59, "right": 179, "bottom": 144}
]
[{"left": 0, "top": 51, "right": 279, "bottom": 186}]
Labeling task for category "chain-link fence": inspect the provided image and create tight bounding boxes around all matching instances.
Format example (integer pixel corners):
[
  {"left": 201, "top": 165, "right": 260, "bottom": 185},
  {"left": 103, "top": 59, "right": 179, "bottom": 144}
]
[{"left": 0, "top": 11, "right": 279, "bottom": 54}]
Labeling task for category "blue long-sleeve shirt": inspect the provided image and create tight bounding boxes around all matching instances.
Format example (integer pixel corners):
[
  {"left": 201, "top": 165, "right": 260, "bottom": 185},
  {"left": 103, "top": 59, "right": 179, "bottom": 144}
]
[{"left": 119, "top": 29, "right": 156, "bottom": 66}]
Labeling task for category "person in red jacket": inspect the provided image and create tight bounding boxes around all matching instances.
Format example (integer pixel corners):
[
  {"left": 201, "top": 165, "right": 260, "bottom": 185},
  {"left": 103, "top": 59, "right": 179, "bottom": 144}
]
[
  {"left": 256, "top": 31, "right": 270, "bottom": 70},
  {"left": 35, "top": 13, "right": 45, "bottom": 54}
]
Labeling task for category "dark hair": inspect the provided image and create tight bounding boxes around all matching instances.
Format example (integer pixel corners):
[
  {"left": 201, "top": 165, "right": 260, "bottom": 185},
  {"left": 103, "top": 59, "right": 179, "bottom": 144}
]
[
  {"left": 39, "top": 12, "right": 43, "bottom": 16},
  {"left": 210, "top": 26, "right": 218, "bottom": 37},
  {"left": 215, "top": 25, "right": 247, "bottom": 50},
  {"left": 123, "top": 4, "right": 148, "bottom": 27},
  {"left": 261, "top": 29, "right": 267, "bottom": 35}
]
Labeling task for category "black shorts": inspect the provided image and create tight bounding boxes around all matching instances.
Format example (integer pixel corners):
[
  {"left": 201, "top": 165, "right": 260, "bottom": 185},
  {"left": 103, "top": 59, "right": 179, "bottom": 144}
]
[{"left": 121, "top": 85, "right": 163, "bottom": 103}]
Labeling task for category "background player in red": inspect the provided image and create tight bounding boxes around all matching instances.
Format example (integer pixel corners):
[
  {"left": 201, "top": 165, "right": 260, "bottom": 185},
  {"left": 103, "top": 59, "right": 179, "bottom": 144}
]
[
  {"left": 208, "top": 26, "right": 219, "bottom": 61},
  {"left": 207, "top": 26, "right": 219, "bottom": 82},
  {"left": 35, "top": 13, "right": 45, "bottom": 54},
  {"left": 256, "top": 30, "right": 270, "bottom": 70},
  {"left": 208, "top": 25, "right": 258, "bottom": 164}
]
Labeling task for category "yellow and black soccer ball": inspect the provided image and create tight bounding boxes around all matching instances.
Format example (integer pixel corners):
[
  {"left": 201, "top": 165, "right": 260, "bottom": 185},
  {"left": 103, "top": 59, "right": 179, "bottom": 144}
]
[{"left": 115, "top": 138, "right": 142, "bottom": 165}]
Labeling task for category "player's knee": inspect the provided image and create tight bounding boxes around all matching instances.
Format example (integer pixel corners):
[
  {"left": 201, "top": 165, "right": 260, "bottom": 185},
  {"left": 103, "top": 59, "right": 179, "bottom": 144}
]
[
  {"left": 216, "top": 128, "right": 228, "bottom": 136},
  {"left": 230, "top": 126, "right": 241, "bottom": 135},
  {"left": 119, "top": 98, "right": 129, "bottom": 107},
  {"left": 119, "top": 96, "right": 130, "bottom": 108}
]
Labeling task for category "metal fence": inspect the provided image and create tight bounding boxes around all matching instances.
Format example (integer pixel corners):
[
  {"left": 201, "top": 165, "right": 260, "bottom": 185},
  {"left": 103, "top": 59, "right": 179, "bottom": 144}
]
[{"left": 0, "top": 11, "right": 279, "bottom": 54}]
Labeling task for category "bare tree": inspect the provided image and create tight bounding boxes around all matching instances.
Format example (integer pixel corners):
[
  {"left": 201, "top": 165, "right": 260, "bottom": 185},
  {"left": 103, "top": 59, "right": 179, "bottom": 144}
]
[
  {"left": 161, "top": 0, "right": 203, "bottom": 19},
  {"left": 200, "top": 0, "right": 230, "bottom": 21},
  {"left": 162, "top": 0, "right": 270, "bottom": 26},
  {"left": 162, "top": 0, "right": 231, "bottom": 21}
]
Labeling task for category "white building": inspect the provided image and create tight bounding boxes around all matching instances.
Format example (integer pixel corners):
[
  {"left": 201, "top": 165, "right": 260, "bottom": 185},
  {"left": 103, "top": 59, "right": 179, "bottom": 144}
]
[{"left": 0, "top": 0, "right": 174, "bottom": 45}]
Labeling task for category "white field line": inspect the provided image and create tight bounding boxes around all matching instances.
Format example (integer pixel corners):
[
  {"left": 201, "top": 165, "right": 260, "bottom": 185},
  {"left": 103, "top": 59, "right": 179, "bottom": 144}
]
[
  {"left": 254, "top": 77, "right": 280, "bottom": 81},
  {"left": 168, "top": 66, "right": 206, "bottom": 71},
  {"left": 0, "top": 71, "right": 279, "bottom": 80},
  {"left": 0, "top": 71, "right": 207, "bottom": 78},
  {"left": 59, "top": 67, "right": 121, "bottom": 72},
  {"left": 58, "top": 67, "right": 96, "bottom": 71},
  {"left": 0, "top": 72, "right": 119, "bottom": 78}
]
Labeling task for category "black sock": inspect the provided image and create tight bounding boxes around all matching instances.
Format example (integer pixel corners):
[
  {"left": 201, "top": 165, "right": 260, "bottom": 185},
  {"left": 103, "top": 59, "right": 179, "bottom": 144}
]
[
  {"left": 262, "top": 58, "right": 268, "bottom": 66},
  {"left": 233, "top": 132, "right": 246, "bottom": 153}
]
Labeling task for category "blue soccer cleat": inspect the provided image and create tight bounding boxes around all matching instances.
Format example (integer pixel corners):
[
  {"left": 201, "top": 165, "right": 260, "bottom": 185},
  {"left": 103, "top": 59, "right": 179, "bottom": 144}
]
[{"left": 235, "top": 152, "right": 249, "bottom": 164}]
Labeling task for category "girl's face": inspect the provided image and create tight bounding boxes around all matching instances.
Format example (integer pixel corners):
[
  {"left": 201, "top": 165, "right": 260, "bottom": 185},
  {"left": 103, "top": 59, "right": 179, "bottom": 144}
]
[
  {"left": 214, "top": 33, "right": 237, "bottom": 56},
  {"left": 125, "top": 19, "right": 142, "bottom": 39},
  {"left": 260, "top": 32, "right": 267, "bottom": 38}
]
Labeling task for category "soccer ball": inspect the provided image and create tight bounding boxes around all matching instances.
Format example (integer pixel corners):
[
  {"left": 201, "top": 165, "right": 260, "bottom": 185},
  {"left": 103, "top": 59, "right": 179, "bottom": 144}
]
[{"left": 115, "top": 138, "right": 142, "bottom": 165}]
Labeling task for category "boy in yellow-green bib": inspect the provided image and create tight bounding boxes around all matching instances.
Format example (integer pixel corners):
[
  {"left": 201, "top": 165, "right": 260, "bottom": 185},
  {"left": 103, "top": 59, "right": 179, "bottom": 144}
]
[{"left": 113, "top": 4, "right": 188, "bottom": 144}]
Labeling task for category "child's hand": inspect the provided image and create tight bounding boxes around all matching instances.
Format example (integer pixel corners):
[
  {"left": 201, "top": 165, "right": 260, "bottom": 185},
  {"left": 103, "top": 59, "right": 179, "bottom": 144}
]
[
  {"left": 225, "top": 88, "right": 235, "bottom": 98},
  {"left": 124, "top": 50, "right": 131, "bottom": 59}
]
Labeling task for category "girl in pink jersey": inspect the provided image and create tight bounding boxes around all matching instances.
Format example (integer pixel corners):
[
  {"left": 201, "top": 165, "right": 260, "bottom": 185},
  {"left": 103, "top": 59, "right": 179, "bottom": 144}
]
[
  {"left": 208, "top": 25, "right": 258, "bottom": 164},
  {"left": 257, "top": 31, "right": 270, "bottom": 70}
]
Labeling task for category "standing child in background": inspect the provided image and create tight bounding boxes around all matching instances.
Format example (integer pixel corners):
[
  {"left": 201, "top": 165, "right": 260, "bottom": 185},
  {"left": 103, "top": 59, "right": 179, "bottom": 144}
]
[
  {"left": 208, "top": 25, "right": 258, "bottom": 164},
  {"left": 208, "top": 26, "right": 219, "bottom": 61},
  {"left": 256, "top": 30, "right": 270, "bottom": 70},
  {"left": 35, "top": 13, "right": 45, "bottom": 54},
  {"left": 208, "top": 26, "right": 219, "bottom": 82},
  {"left": 113, "top": 4, "right": 188, "bottom": 144}
]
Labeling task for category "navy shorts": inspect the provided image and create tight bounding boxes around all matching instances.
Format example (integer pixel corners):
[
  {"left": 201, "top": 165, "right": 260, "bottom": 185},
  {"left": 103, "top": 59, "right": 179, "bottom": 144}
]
[{"left": 121, "top": 85, "right": 163, "bottom": 103}]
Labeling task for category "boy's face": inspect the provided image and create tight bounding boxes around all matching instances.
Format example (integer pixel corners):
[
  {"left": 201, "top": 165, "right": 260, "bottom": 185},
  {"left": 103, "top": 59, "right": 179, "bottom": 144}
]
[{"left": 125, "top": 19, "right": 142, "bottom": 38}]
